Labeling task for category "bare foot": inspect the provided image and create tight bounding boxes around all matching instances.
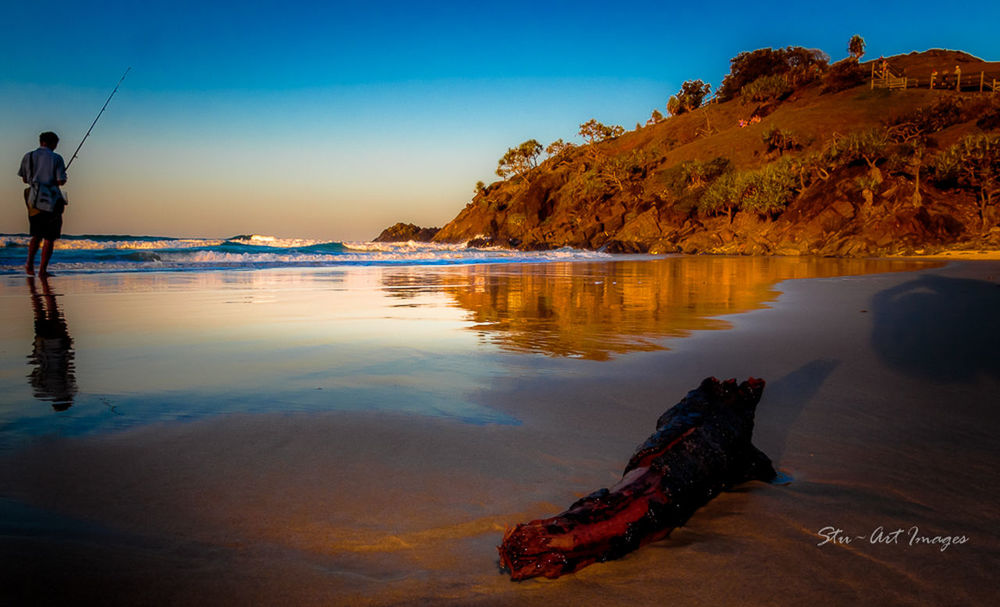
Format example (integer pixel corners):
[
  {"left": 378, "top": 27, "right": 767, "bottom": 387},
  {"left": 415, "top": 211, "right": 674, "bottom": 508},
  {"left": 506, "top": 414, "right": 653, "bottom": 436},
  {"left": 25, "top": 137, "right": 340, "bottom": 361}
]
[
  {"left": 24, "top": 264, "right": 34, "bottom": 276},
  {"left": 38, "top": 270, "right": 54, "bottom": 278}
]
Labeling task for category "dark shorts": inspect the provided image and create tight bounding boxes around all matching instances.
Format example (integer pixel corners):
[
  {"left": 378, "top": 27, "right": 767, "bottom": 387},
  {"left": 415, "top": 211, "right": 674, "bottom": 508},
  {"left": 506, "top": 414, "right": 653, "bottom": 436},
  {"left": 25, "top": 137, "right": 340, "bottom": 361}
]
[{"left": 29, "top": 210, "right": 63, "bottom": 241}]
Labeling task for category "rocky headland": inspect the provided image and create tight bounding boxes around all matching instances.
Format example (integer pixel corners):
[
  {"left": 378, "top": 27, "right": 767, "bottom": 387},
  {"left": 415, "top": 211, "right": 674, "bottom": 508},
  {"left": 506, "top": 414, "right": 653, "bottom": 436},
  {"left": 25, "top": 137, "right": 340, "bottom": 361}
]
[{"left": 379, "top": 46, "right": 1000, "bottom": 256}]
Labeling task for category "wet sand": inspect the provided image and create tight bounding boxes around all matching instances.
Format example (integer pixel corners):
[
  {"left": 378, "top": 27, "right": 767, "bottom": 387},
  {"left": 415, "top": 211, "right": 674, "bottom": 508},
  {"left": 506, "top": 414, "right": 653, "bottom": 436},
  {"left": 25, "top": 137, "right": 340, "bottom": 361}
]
[{"left": 1, "top": 259, "right": 998, "bottom": 606}]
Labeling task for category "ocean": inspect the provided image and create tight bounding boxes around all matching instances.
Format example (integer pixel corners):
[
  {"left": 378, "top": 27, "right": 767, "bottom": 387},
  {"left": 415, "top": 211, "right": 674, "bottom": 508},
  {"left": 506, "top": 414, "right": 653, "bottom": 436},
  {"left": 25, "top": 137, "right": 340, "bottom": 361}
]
[{"left": 0, "top": 233, "right": 614, "bottom": 273}]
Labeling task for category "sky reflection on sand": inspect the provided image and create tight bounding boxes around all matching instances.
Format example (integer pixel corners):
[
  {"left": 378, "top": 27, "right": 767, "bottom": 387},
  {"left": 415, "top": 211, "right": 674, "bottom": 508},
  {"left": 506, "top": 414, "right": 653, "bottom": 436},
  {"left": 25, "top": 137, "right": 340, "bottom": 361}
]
[{"left": 0, "top": 257, "right": 936, "bottom": 446}]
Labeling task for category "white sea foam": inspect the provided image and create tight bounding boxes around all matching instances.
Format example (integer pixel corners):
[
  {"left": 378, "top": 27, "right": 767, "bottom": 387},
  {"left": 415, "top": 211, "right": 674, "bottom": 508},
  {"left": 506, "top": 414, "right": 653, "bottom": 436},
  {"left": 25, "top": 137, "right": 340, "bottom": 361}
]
[
  {"left": 343, "top": 240, "right": 469, "bottom": 252},
  {"left": 0, "top": 235, "right": 223, "bottom": 250},
  {"left": 158, "top": 246, "right": 612, "bottom": 265},
  {"left": 1, "top": 232, "right": 618, "bottom": 274},
  {"left": 226, "top": 234, "right": 332, "bottom": 248},
  {"left": 1, "top": 234, "right": 337, "bottom": 251}
]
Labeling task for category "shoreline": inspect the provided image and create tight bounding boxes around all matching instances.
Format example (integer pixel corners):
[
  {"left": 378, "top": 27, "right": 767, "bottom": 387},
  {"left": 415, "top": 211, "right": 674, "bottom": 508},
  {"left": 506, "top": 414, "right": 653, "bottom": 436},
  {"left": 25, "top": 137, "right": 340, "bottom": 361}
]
[{"left": 3, "top": 227, "right": 1000, "bottom": 279}]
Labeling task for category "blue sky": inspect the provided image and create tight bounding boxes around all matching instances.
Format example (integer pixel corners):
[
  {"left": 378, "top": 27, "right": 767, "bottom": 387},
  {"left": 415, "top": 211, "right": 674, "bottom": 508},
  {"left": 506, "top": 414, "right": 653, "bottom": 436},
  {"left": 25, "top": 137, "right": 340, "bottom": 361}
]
[{"left": 3, "top": 0, "right": 999, "bottom": 240}]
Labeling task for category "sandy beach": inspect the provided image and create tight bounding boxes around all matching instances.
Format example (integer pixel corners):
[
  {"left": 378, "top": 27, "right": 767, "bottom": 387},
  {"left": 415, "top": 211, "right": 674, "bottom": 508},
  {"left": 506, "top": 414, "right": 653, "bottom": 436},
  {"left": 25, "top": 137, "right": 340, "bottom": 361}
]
[{"left": 1, "top": 257, "right": 998, "bottom": 606}]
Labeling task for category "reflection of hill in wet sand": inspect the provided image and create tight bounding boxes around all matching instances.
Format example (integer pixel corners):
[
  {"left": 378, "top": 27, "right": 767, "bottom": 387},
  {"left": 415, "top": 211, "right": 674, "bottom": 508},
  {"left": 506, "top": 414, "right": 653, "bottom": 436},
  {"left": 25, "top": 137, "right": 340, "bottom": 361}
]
[{"left": 440, "top": 257, "right": 936, "bottom": 360}]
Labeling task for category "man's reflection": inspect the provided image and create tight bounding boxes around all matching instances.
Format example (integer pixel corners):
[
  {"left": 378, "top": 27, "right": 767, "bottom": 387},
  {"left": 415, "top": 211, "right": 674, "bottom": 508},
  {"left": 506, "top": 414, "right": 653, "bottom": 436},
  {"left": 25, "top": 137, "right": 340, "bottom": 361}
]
[{"left": 27, "top": 276, "right": 77, "bottom": 410}]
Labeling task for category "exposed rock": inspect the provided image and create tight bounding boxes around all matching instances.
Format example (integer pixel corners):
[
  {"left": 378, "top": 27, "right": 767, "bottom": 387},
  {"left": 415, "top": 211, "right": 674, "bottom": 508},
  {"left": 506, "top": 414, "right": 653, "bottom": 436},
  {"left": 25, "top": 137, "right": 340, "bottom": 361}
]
[
  {"left": 831, "top": 200, "right": 855, "bottom": 219},
  {"left": 615, "top": 208, "right": 662, "bottom": 244},
  {"left": 373, "top": 222, "right": 440, "bottom": 243}
]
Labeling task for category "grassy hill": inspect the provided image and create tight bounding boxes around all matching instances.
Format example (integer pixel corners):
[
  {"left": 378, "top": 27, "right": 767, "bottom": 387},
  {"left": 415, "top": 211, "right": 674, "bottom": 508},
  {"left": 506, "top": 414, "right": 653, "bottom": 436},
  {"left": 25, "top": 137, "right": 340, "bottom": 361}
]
[{"left": 420, "top": 47, "right": 1000, "bottom": 256}]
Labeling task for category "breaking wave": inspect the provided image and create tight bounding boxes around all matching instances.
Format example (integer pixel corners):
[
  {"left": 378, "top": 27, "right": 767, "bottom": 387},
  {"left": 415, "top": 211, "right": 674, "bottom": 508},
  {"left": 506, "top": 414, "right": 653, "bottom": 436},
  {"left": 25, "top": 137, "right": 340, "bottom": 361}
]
[{"left": 0, "top": 233, "right": 616, "bottom": 274}]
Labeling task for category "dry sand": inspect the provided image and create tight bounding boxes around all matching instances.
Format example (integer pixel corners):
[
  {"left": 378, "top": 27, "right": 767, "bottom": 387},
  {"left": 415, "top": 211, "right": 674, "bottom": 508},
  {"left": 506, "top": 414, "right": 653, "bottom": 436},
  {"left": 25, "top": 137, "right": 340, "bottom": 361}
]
[{"left": 1, "top": 260, "right": 999, "bottom": 606}]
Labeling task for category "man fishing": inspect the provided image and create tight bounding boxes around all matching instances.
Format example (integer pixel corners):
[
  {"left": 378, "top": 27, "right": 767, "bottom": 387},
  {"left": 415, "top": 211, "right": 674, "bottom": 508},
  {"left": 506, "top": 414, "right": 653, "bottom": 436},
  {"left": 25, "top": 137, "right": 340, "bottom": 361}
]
[
  {"left": 19, "top": 131, "right": 68, "bottom": 277},
  {"left": 14, "top": 68, "right": 129, "bottom": 276}
]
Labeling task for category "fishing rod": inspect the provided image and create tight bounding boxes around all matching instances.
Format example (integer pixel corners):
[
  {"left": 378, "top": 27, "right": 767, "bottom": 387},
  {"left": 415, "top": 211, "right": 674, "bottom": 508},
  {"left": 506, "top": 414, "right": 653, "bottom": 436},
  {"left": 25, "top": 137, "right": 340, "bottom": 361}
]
[{"left": 65, "top": 66, "right": 131, "bottom": 170}]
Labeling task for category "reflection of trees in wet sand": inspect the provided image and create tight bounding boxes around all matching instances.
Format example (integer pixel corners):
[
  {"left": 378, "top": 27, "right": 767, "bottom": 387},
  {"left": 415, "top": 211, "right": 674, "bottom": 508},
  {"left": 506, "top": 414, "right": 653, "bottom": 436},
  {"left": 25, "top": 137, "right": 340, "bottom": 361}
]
[
  {"left": 27, "top": 277, "right": 77, "bottom": 410},
  {"left": 441, "top": 257, "right": 935, "bottom": 361}
]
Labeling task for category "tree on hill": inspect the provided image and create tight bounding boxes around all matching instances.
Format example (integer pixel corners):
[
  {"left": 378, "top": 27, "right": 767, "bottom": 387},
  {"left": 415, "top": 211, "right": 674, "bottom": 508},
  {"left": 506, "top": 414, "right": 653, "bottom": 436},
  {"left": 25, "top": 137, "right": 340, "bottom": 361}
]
[
  {"left": 496, "top": 139, "right": 543, "bottom": 179},
  {"left": 667, "top": 80, "right": 712, "bottom": 116},
  {"left": 849, "top": 35, "right": 866, "bottom": 60},
  {"left": 697, "top": 172, "right": 741, "bottom": 221},
  {"left": 783, "top": 47, "right": 830, "bottom": 87},
  {"left": 698, "top": 163, "right": 796, "bottom": 221},
  {"left": 578, "top": 119, "right": 625, "bottom": 165},
  {"left": 826, "top": 128, "right": 891, "bottom": 169},
  {"left": 579, "top": 119, "right": 625, "bottom": 145},
  {"left": 545, "top": 138, "right": 574, "bottom": 157},
  {"left": 717, "top": 46, "right": 829, "bottom": 102}
]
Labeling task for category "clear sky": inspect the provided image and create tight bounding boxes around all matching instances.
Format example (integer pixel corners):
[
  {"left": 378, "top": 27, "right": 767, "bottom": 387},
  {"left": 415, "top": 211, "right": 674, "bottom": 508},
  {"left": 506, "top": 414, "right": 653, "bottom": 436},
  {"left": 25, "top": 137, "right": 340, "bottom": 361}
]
[{"left": 3, "top": 0, "right": 999, "bottom": 241}]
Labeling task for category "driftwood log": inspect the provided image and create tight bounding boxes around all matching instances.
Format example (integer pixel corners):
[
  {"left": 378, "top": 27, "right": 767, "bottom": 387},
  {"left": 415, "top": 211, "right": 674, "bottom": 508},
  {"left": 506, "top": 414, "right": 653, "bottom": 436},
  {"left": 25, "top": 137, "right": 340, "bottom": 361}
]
[{"left": 498, "top": 377, "right": 776, "bottom": 580}]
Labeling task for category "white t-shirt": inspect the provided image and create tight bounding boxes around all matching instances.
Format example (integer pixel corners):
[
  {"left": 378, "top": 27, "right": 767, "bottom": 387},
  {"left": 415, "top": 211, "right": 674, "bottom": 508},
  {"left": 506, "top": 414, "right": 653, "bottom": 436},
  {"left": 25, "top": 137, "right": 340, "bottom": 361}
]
[{"left": 18, "top": 147, "right": 67, "bottom": 186}]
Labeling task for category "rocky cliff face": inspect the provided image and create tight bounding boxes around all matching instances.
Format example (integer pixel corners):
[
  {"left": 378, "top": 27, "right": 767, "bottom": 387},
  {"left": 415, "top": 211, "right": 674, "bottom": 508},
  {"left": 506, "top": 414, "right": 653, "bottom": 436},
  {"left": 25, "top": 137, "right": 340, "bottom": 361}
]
[{"left": 426, "top": 50, "right": 1000, "bottom": 256}]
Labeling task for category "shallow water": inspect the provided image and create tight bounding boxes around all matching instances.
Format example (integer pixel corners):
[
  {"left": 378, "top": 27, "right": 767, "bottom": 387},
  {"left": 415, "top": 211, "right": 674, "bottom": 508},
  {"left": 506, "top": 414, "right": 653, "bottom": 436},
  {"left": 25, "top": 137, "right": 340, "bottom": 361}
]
[{"left": 0, "top": 257, "right": 932, "bottom": 448}]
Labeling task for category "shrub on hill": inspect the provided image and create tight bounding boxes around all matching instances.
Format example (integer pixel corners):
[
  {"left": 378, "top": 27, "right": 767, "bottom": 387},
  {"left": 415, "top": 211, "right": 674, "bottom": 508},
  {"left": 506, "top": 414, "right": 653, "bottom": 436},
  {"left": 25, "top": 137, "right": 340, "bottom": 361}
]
[
  {"left": 682, "top": 157, "right": 731, "bottom": 189},
  {"left": 601, "top": 149, "right": 656, "bottom": 197},
  {"left": 822, "top": 57, "right": 867, "bottom": 94},
  {"left": 667, "top": 80, "right": 712, "bottom": 115},
  {"left": 762, "top": 127, "right": 804, "bottom": 154},
  {"left": 782, "top": 152, "right": 830, "bottom": 194},
  {"left": 658, "top": 157, "right": 729, "bottom": 193},
  {"left": 886, "top": 96, "right": 1000, "bottom": 144},
  {"left": 565, "top": 169, "right": 608, "bottom": 203},
  {"left": 698, "top": 163, "right": 796, "bottom": 220},
  {"left": 825, "top": 128, "right": 891, "bottom": 168},
  {"left": 742, "top": 75, "right": 792, "bottom": 104},
  {"left": 566, "top": 149, "right": 657, "bottom": 204},
  {"left": 886, "top": 96, "right": 965, "bottom": 139},
  {"left": 698, "top": 172, "right": 741, "bottom": 220},
  {"left": 783, "top": 46, "right": 830, "bottom": 88},
  {"left": 933, "top": 133, "right": 1000, "bottom": 228},
  {"left": 717, "top": 46, "right": 829, "bottom": 102},
  {"left": 654, "top": 157, "right": 730, "bottom": 212},
  {"left": 738, "top": 164, "right": 797, "bottom": 216},
  {"left": 883, "top": 139, "right": 927, "bottom": 174},
  {"left": 545, "top": 139, "right": 575, "bottom": 158}
]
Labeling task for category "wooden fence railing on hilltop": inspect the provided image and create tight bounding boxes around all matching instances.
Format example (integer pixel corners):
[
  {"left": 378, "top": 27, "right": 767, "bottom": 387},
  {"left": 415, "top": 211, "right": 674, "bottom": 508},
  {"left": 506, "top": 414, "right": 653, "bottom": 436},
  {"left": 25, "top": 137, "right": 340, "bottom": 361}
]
[{"left": 870, "top": 61, "right": 1000, "bottom": 92}]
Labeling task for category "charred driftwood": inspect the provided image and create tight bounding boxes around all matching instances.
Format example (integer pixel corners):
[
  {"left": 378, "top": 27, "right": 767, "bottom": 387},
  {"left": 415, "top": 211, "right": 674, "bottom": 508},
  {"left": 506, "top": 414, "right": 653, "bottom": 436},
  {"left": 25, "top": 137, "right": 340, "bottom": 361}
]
[{"left": 498, "top": 377, "right": 776, "bottom": 580}]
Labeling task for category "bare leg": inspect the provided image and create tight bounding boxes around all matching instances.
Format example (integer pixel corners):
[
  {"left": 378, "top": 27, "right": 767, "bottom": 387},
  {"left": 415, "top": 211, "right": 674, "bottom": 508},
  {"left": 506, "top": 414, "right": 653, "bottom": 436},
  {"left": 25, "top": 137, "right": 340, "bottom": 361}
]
[
  {"left": 25, "top": 236, "right": 41, "bottom": 275},
  {"left": 38, "top": 239, "right": 55, "bottom": 277}
]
